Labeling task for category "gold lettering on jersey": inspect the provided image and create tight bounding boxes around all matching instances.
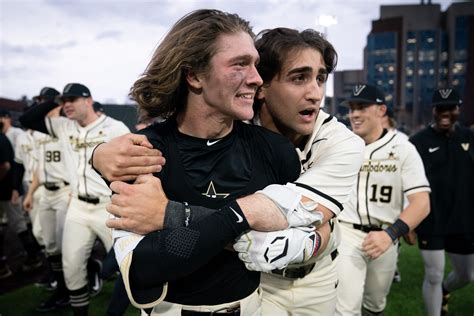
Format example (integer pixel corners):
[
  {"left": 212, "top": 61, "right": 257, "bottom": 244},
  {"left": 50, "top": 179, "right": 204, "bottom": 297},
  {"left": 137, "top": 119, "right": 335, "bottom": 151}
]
[
  {"left": 20, "top": 143, "right": 33, "bottom": 153},
  {"left": 202, "top": 181, "right": 230, "bottom": 199},
  {"left": 360, "top": 161, "right": 398, "bottom": 173},
  {"left": 37, "top": 137, "right": 59, "bottom": 145},
  {"left": 68, "top": 134, "right": 106, "bottom": 151},
  {"left": 461, "top": 143, "right": 469, "bottom": 151}
]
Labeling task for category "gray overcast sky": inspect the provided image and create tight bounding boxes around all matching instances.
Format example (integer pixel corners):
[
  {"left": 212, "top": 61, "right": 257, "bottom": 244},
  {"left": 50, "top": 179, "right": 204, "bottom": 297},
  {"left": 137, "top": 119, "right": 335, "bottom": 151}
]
[{"left": 1, "top": 0, "right": 455, "bottom": 103}]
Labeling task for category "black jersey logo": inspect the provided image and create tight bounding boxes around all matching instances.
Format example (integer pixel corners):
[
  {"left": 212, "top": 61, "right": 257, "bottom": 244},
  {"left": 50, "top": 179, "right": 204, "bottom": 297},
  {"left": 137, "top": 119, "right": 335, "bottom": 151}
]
[{"left": 202, "top": 181, "right": 229, "bottom": 199}]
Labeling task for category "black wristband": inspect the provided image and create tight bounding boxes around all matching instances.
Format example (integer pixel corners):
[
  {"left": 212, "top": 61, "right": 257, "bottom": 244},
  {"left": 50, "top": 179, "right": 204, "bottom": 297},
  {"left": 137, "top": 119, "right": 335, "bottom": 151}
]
[{"left": 384, "top": 218, "right": 409, "bottom": 242}]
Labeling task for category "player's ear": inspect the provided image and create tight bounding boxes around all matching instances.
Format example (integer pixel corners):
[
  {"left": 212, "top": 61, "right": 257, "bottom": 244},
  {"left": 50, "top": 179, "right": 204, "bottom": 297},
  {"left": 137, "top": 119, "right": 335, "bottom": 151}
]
[
  {"left": 185, "top": 68, "right": 203, "bottom": 90},
  {"left": 379, "top": 104, "right": 387, "bottom": 117},
  {"left": 256, "top": 85, "right": 268, "bottom": 101}
]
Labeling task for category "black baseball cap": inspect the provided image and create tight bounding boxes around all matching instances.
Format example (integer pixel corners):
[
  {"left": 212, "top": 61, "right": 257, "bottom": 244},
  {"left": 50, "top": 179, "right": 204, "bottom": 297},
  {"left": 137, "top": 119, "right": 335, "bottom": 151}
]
[
  {"left": 60, "top": 83, "right": 91, "bottom": 100},
  {"left": 0, "top": 109, "right": 11, "bottom": 118},
  {"left": 34, "top": 87, "right": 60, "bottom": 102},
  {"left": 342, "top": 84, "right": 386, "bottom": 106},
  {"left": 431, "top": 88, "right": 462, "bottom": 107}
]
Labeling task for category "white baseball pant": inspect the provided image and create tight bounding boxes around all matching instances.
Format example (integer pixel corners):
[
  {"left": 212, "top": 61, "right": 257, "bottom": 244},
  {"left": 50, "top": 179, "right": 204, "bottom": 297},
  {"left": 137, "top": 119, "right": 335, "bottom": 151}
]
[
  {"left": 62, "top": 196, "right": 112, "bottom": 290},
  {"left": 336, "top": 223, "right": 398, "bottom": 315}
]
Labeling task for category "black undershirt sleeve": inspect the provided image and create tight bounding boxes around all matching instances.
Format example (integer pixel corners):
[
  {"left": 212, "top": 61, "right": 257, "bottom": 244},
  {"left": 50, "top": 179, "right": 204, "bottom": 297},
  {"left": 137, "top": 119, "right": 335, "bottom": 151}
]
[
  {"left": 129, "top": 200, "right": 249, "bottom": 290},
  {"left": 163, "top": 200, "right": 217, "bottom": 229},
  {"left": 19, "top": 101, "right": 58, "bottom": 134}
]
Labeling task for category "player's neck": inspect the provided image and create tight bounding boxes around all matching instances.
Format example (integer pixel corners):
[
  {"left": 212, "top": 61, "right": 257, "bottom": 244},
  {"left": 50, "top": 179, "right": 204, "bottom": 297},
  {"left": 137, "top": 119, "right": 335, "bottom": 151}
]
[
  {"left": 77, "top": 112, "right": 100, "bottom": 128},
  {"left": 176, "top": 104, "right": 233, "bottom": 139},
  {"left": 364, "top": 125, "right": 384, "bottom": 145}
]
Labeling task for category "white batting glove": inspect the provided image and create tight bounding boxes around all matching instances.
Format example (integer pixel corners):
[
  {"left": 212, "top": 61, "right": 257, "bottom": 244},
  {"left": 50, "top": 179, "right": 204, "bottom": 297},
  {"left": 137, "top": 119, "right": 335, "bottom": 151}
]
[
  {"left": 257, "top": 183, "right": 323, "bottom": 227},
  {"left": 233, "top": 226, "right": 320, "bottom": 272}
]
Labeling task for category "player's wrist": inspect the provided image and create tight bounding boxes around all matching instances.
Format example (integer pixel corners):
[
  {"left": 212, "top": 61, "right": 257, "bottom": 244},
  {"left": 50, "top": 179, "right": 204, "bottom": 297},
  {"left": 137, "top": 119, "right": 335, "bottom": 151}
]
[{"left": 384, "top": 218, "right": 409, "bottom": 242}]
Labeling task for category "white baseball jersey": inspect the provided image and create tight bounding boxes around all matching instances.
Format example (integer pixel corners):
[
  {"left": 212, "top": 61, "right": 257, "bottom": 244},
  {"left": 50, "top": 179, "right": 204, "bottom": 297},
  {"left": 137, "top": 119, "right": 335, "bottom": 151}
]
[
  {"left": 45, "top": 115, "right": 130, "bottom": 197},
  {"left": 294, "top": 110, "right": 365, "bottom": 217},
  {"left": 5, "top": 126, "right": 24, "bottom": 148},
  {"left": 338, "top": 130, "right": 430, "bottom": 226},
  {"left": 35, "top": 132, "right": 69, "bottom": 184},
  {"left": 256, "top": 110, "right": 365, "bottom": 315},
  {"left": 14, "top": 130, "right": 39, "bottom": 183}
]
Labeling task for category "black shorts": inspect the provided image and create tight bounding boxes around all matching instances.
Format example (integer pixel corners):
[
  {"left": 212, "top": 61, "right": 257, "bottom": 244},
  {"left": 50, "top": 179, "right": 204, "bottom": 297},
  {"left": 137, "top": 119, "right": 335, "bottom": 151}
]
[{"left": 417, "top": 234, "right": 474, "bottom": 254}]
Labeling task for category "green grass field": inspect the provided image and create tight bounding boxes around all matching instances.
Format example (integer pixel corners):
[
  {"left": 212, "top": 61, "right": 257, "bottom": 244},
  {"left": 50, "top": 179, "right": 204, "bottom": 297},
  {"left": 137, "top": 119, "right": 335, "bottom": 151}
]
[{"left": 1, "top": 242, "right": 473, "bottom": 315}]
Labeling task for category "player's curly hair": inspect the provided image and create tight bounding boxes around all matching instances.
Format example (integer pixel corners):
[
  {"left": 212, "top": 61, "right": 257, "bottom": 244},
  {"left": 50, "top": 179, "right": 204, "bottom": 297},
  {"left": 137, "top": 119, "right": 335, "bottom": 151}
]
[
  {"left": 254, "top": 28, "right": 338, "bottom": 111},
  {"left": 130, "top": 9, "right": 254, "bottom": 119}
]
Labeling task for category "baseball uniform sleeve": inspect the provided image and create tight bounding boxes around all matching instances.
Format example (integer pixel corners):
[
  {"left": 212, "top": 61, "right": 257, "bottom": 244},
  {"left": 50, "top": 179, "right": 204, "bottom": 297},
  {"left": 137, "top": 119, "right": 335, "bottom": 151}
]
[
  {"left": 401, "top": 142, "right": 431, "bottom": 196},
  {"left": 19, "top": 101, "right": 59, "bottom": 134},
  {"left": 294, "top": 126, "right": 365, "bottom": 216}
]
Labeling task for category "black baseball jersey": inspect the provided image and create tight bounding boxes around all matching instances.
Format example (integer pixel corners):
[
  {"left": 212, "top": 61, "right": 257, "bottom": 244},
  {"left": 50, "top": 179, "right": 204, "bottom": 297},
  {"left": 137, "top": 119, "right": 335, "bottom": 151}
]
[
  {"left": 410, "top": 124, "right": 474, "bottom": 236},
  {"left": 136, "top": 119, "right": 300, "bottom": 305}
]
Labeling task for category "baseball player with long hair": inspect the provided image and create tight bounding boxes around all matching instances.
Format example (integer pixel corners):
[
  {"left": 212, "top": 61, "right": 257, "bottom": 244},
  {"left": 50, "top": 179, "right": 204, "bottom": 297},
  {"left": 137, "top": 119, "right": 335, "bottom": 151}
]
[
  {"left": 335, "top": 84, "right": 431, "bottom": 315},
  {"left": 20, "top": 83, "right": 130, "bottom": 316},
  {"left": 93, "top": 26, "right": 365, "bottom": 315},
  {"left": 91, "top": 9, "right": 322, "bottom": 315},
  {"left": 410, "top": 88, "right": 474, "bottom": 316}
]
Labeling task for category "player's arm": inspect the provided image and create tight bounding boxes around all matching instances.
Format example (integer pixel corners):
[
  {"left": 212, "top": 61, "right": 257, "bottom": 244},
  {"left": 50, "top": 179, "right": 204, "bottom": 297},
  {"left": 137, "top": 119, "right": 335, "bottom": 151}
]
[
  {"left": 19, "top": 101, "right": 59, "bottom": 134},
  {"left": 92, "top": 133, "right": 165, "bottom": 182},
  {"left": 23, "top": 168, "right": 41, "bottom": 212},
  {"left": 363, "top": 143, "right": 430, "bottom": 259},
  {"left": 107, "top": 175, "right": 291, "bottom": 234}
]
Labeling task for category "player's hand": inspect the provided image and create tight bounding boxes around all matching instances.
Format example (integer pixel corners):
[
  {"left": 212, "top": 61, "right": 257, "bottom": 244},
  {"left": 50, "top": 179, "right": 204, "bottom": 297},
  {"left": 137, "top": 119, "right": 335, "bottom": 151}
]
[
  {"left": 23, "top": 193, "right": 33, "bottom": 212},
  {"left": 257, "top": 183, "right": 323, "bottom": 227},
  {"left": 362, "top": 231, "right": 393, "bottom": 259},
  {"left": 11, "top": 190, "right": 20, "bottom": 205},
  {"left": 233, "top": 226, "right": 319, "bottom": 272},
  {"left": 403, "top": 230, "right": 417, "bottom": 245},
  {"left": 106, "top": 174, "right": 168, "bottom": 234},
  {"left": 92, "top": 133, "right": 166, "bottom": 182}
]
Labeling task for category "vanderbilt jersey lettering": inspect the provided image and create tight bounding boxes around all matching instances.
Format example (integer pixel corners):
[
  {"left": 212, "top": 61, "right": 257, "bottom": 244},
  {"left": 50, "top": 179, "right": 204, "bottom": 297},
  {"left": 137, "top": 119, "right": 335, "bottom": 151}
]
[
  {"left": 45, "top": 115, "right": 130, "bottom": 197},
  {"left": 339, "top": 130, "right": 430, "bottom": 226}
]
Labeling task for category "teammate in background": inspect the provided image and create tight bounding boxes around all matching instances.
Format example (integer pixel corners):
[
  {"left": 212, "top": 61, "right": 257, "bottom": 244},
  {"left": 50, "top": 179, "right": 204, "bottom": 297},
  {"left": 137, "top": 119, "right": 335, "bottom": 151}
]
[
  {"left": 335, "top": 84, "right": 431, "bottom": 316},
  {"left": 0, "top": 110, "right": 43, "bottom": 273},
  {"left": 93, "top": 9, "right": 315, "bottom": 315},
  {"left": 94, "top": 26, "right": 365, "bottom": 315},
  {"left": 22, "top": 87, "right": 72, "bottom": 312},
  {"left": 20, "top": 83, "right": 130, "bottom": 316},
  {"left": 410, "top": 88, "right": 474, "bottom": 316}
]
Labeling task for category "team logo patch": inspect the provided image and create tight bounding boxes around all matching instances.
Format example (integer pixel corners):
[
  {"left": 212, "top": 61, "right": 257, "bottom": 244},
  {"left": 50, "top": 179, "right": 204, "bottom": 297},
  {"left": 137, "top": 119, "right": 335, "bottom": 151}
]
[
  {"left": 202, "top": 181, "right": 229, "bottom": 199},
  {"left": 461, "top": 143, "right": 469, "bottom": 151},
  {"left": 353, "top": 85, "right": 366, "bottom": 96},
  {"left": 439, "top": 89, "right": 452, "bottom": 99}
]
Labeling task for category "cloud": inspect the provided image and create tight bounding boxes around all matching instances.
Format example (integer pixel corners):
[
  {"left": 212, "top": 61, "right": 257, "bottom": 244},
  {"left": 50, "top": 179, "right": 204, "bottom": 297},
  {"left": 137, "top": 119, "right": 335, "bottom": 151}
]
[
  {"left": 0, "top": 0, "right": 457, "bottom": 101},
  {"left": 96, "top": 30, "right": 121, "bottom": 41}
]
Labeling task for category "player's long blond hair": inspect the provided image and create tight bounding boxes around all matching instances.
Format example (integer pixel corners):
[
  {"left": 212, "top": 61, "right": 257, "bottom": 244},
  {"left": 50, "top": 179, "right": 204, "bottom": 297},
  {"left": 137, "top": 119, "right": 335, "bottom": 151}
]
[{"left": 131, "top": 9, "right": 254, "bottom": 119}]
